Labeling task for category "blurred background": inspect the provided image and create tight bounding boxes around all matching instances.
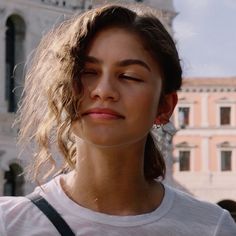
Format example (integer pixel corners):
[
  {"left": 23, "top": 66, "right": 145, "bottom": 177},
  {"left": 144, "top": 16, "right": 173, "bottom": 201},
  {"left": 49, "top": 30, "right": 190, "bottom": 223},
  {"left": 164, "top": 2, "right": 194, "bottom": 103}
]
[{"left": 0, "top": 0, "right": 235, "bottom": 220}]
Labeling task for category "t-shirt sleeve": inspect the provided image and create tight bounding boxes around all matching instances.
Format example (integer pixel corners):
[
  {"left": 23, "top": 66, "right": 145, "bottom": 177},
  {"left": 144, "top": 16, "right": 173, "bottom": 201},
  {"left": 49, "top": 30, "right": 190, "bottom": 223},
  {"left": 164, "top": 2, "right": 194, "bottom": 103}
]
[
  {"left": 215, "top": 210, "right": 236, "bottom": 236},
  {"left": 0, "top": 205, "right": 7, "bottom": 236}
]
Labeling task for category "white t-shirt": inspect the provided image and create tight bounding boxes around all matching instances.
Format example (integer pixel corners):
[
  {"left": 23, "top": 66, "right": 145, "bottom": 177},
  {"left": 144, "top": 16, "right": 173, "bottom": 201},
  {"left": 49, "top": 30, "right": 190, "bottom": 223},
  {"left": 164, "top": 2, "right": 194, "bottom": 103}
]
[{"left": 0, "top": 175, "right": 236, "bottom": 236}]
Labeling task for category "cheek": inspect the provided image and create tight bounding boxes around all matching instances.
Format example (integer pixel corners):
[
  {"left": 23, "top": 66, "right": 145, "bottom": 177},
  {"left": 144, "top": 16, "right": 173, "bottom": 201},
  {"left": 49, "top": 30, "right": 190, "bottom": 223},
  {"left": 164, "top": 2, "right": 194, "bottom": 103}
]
[
  {"left": 71, "top": 120, "right": 78, "bottom": 134},
  {"left": 71, "top": 119, "right": 83, "bottom": 138},
  {"left": 129, "top": 91, "right": 160, "bottom": 125},
  {"left": 140, "top": 88, "right": 160, "bottom": 112},
  {"left": 143, "top": 96, "right": 159, "bottom": 122}
]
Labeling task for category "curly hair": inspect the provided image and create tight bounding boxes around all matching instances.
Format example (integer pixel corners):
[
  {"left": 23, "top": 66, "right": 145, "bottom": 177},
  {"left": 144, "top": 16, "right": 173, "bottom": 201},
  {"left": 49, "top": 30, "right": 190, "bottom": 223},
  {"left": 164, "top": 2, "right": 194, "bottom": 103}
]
[{"left": 17, "top": 4, "right": 182, "bottom": 182}]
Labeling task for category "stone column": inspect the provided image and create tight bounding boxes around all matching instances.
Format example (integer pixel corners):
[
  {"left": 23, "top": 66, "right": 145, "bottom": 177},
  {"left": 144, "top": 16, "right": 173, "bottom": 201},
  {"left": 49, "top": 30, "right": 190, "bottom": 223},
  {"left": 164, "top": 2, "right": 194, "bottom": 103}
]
[
  {"left": 201, "top": 93, "right": 209, "bottom": 127},
  {"left": 201, "top": 136, "right": 209, "bottom": 172}
]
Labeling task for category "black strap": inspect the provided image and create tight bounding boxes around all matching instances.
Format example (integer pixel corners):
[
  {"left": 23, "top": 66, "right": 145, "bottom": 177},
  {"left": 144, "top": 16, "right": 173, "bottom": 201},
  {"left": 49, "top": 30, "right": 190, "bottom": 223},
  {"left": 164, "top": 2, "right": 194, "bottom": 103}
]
[{"left": 26, "top": 193, "right": 75, "bottom": 236}]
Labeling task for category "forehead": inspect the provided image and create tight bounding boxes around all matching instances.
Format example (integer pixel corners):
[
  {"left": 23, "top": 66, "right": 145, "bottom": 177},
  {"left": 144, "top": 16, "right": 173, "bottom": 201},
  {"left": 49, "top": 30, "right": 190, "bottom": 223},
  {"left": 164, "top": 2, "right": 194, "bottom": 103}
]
[
  {"left": 84, "top": 27, "right": 161, "bottom": 74},
  {"left": 86, "top": 27, "right": 151, "bottom": 60}
]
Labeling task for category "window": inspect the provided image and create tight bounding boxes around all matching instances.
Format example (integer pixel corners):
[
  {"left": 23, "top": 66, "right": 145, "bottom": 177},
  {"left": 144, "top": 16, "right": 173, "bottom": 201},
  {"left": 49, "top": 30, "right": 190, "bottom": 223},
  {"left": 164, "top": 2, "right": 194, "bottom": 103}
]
[
  {"left": 221, "top": 151, "right": 232, "bottom": 171},
  {"left": 220, "top": 107, "right": 231, "bottom": 125},
  {"left": 5, "top": 18, "right": 15, "bottom": 112},
  {"left": 179, "top": 151, "right": 190, "bottom": 171},
  {"left": 178, "top": 107, "right": 190, "bottom": 128},
  {"left": 5, "top": 15, "right": 25, "bottom": 113}
]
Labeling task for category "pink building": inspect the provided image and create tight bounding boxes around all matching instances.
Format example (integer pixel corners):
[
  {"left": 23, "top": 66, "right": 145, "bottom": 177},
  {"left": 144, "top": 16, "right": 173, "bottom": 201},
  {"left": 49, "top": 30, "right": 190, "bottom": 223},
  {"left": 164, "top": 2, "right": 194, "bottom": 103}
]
[{"left": 172, "top": 77, "right": 236, "bottom": 219}]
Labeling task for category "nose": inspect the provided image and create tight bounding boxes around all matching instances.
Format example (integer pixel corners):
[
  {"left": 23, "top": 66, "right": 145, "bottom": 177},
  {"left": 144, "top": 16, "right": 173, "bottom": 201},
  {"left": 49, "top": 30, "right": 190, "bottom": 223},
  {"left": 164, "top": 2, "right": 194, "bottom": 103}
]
[{"left": 90, "top": 74, "right": 119, "bottom": 101}]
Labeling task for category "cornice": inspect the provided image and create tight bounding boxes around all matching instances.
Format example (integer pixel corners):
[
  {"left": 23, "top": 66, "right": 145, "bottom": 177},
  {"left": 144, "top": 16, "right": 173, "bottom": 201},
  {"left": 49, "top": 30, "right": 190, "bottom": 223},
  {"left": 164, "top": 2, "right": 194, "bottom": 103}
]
[
  {"left": 180, "top": 86, "right": 236, "bottom": 93},
  {"left": 175, "top": 127, "right": 236, "bottom": 136},
  {"left": 181, "top": 77, "right": 236, "bottom": 93},
  {"left": 1, "top": 0, "right": 82, "bottom": 14},
  {"left": 33, "top": 0, "right": 84, "bottom": 10}
]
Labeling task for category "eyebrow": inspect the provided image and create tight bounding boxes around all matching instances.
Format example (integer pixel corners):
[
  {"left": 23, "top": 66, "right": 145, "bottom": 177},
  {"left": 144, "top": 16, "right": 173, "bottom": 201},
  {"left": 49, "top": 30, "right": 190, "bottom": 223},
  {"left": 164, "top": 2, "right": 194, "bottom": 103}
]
[
  {"left": 118, "top": 59, "right": 151, "bottom": 72},
  {"left": 84, "top": 56, "right": 151, "bottom": 72},
  {"left": 84, "top": 56, "right": 102, "bottom": 64}
]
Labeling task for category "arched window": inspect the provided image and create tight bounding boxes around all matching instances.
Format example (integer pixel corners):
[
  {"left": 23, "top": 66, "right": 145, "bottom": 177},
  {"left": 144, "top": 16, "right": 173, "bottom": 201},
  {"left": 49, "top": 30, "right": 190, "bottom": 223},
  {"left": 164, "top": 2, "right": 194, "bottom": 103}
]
[
  {"left": 5, "top": 15, "right": 26, "bottom": 112},
  {"left": 4, "top": 163, "right": 25, "bottom": 196}
]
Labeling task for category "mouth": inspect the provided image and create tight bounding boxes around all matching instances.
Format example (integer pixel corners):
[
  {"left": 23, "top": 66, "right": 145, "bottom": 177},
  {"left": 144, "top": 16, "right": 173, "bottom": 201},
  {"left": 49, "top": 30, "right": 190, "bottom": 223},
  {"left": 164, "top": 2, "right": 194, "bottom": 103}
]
[{"left": 82, "top": 108, "right": 125, "bottom": 119}]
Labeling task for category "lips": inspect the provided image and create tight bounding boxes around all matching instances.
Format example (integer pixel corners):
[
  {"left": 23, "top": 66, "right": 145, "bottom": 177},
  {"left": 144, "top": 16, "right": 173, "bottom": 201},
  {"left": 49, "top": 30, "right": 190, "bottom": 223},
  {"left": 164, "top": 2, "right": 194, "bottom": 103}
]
[{"left": 82, "top": 108, "right": 125, "bottom": 119}]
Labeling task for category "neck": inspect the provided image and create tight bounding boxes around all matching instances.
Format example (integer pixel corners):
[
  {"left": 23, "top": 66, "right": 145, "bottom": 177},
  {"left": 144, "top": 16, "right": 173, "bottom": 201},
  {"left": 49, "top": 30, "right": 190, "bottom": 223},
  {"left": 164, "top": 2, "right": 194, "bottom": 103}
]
[{"left": 61, "top": 140, "right": 164, "bottom": 215}]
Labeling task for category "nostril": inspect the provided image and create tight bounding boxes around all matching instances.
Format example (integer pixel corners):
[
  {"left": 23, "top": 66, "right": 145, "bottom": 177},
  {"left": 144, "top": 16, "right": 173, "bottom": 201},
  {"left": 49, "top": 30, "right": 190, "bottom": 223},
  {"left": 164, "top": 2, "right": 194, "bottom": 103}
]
[{"left": 90, "top": 84, "right": 119, "bottom": 101}]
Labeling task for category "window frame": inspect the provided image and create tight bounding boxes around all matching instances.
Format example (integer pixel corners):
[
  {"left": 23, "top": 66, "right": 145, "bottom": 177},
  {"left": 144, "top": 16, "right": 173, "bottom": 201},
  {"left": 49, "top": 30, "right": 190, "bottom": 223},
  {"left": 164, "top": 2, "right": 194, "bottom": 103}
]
[
  {"left": 176, "top": 104, "right": 194, "bottom": 129},
  {"left": 216, "top": 98, "right": 236, "bottom": 127},
  {"left": 219, "top": 106, "right": 231, "bottom": 126},
  {"left": 178, "top": 150, "right": 191, "bottom": 172},
  {"left": 217, "top": 147, "right": 235, "bottom": 172},
  {"left": 220, "top": 150, "right": 232, "bottom": 171}
]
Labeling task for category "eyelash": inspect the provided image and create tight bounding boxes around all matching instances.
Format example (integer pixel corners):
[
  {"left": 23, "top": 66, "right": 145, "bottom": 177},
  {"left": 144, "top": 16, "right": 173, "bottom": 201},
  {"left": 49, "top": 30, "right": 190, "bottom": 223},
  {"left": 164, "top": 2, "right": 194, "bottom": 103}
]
[
  {"left": 119, "top": 74, "right": 142, "bottom": 82},
  {"left": 80, "top": 70, "right": 99, "bottom": 80},
  {"left": 81, "top": 70, "right": 97, "bottom": 75},
  {"left": 81, "top": 70, "right": 142, "bottom": 82}
]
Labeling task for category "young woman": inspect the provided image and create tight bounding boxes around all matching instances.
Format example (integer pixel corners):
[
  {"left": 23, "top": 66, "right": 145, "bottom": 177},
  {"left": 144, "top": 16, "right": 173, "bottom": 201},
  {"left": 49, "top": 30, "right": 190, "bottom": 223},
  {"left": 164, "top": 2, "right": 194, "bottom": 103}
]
[{"left": 0, "top": 4, "right": 235, "bottom": 236}]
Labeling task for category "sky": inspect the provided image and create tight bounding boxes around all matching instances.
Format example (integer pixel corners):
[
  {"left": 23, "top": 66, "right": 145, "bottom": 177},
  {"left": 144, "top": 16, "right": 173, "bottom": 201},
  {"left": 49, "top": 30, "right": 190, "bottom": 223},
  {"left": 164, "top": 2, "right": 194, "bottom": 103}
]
[{"left": 173, "top": 0, "right": 236, "bottom": 78}]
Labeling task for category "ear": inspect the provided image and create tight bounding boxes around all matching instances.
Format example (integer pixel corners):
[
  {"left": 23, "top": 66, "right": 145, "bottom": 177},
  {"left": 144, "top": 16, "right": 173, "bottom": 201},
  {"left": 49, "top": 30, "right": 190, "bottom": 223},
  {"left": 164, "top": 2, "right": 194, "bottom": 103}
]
[{"left": 155, "top": 92, "right": 178, "bottom": 125}]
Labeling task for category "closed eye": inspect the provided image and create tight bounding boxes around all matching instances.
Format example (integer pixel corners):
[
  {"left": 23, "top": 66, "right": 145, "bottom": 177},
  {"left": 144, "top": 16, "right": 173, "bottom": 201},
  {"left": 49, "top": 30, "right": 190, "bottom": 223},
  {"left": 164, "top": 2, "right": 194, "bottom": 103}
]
[
  {"left": 81, "top": 69, "right": 97, "bottom": 75},
  {"left": 119, "top": 74, "right": 143, "bottom": 82},
  {"left": 80, "top": 69, "right": 98, "bottom": 79}
]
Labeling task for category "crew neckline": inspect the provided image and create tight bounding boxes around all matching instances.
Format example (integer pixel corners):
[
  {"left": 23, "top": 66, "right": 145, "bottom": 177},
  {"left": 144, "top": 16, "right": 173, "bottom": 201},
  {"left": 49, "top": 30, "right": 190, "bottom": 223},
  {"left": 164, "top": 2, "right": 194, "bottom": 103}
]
[{"left": 39, "top": 175, "right": 175, "bottom": 227}]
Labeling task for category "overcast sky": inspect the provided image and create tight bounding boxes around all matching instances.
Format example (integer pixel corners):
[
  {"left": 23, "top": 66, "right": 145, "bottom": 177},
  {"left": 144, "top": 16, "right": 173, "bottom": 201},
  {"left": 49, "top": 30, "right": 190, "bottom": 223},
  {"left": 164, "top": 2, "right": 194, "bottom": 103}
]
[{"left": 173, "top": 0, "right": 236, "bottom": 78}]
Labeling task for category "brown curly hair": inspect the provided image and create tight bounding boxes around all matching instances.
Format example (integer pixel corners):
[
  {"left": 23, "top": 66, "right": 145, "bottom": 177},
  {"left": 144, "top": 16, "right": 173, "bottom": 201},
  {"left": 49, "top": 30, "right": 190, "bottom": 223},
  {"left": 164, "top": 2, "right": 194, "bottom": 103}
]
[{"left": 17, "top": 4, "right": 182, "bottom": 183}]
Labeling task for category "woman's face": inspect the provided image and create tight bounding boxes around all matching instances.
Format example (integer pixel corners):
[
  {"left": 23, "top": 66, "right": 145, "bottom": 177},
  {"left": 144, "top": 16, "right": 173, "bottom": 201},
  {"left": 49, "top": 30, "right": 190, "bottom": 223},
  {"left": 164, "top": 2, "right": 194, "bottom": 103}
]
[{"left": 72, "top": 27, "right": 163, "bottom": 148}]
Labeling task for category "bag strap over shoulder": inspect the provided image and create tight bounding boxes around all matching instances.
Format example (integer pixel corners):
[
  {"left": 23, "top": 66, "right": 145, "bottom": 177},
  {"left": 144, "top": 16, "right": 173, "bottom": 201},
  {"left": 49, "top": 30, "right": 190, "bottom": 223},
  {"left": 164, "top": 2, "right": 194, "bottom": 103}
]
[{"left": 26, "top": 193, "right": 75, "bottom": 236}]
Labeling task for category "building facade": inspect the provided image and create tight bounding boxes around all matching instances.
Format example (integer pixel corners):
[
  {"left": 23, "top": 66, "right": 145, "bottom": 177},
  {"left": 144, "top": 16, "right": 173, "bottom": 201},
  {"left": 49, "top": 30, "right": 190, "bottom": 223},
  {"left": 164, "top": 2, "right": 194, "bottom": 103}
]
[
  {"left": 0, "top": 0, "right": 176, "bottom": 195},
  {"left": 172, "top": 77, "right": 236, "bottom": 219}
]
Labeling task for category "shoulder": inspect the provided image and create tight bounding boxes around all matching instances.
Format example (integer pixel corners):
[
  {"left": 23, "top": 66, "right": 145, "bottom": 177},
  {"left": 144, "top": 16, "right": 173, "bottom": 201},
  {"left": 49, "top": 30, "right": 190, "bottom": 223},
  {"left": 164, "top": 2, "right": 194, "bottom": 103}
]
[
  {"left": 0, "top": 177, "right": 60, "bottom": 218},
  {"left": 0, "top": 196, "right": 32, "bottom": 235},
  {"left": 167, "top": 185, "right": 224, "bottom": 217},
  {"left": 0, "top": 179, "right": 60, "bottom": 236},
  {"left": 0, "top": 195, "right": 32, "bottom": 218},
  {"left": 165, "top": 185, "right": 236, "bottom": 234}
]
